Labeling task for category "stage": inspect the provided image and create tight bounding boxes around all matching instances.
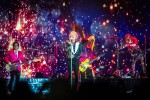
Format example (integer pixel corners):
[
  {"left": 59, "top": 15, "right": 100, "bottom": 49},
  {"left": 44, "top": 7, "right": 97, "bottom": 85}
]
[
  {"left": 0, "top": 77, "right": 149, "bottom": 99},
  {"left": 0, "top": 0, "right": 150, "bottom": 99}
]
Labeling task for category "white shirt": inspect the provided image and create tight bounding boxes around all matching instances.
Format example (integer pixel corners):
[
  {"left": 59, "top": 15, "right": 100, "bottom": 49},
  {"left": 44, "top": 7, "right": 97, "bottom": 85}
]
[{"left": 14, "top": 50, "right": 18, "bottom": 58}]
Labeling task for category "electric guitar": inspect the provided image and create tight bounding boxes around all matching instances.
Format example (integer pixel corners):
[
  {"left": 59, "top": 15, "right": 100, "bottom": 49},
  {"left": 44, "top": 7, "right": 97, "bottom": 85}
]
[
  {"left": 79, "top": 53, "right": 105, "bottom": 72},
  {"left": 5, "top": 58, "right": 41, "bottom": 72}
]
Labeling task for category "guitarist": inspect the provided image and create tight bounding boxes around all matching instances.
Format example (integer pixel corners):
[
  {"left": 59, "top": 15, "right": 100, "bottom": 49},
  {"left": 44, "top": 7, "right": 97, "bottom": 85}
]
[
  {"left": 80, "top": 47, "right": 96, "bottom": 83},
  {"left": 5, "top": 41, "right": 31, "bottom": 94},
  {"left": 122, "top": 33, "right": 145, "bottom": 77},
  {"left": 79, "top": 35, "right": 97, "bottom": 83}
]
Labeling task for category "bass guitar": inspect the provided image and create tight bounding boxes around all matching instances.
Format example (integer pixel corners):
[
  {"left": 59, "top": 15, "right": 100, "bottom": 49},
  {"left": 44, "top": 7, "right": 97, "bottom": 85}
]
[{"left": 5, "top": 58, "right": 41, "bottom": 72}]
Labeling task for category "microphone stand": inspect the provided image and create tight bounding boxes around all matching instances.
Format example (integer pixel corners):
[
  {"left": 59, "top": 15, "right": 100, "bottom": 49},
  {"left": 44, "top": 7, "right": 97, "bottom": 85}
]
[
  {"left": 70, "top": 39, "right": 73, "bottom": 88},
  {"left": 144, "top": 34, "right": 147, "bottom": 77},
  {"left": 115, "top": 40, "right": 119, "bottom": 70}
]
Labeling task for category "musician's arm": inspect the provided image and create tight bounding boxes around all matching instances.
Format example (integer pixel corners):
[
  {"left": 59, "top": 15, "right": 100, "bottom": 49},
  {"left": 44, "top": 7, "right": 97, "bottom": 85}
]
[
  {"left": 129, "top": 43, "right": 136, "bottom": 46},
  {"left": 129, "top": 36, "right": 138, "bottom": 46},
  {"left": 19, "top": 52, "right": 33, "bottom": 65},
  {"left": 124, "top": 43, "right": 136, "bottom": 47},
  {"left": 65, "top": 41, "right": 71, "bottom": 58}
]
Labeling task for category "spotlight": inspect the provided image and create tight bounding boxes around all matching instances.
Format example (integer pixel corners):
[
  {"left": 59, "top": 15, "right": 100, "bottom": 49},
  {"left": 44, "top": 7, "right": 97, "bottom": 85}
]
[{"left": 43, "top": 60, "right": 46, "bottom": 65}]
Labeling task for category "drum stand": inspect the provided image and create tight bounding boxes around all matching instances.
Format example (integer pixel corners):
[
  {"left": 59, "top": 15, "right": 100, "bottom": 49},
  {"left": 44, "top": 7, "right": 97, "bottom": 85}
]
[
  {"left": 112, "top": 40, "right": 122, "bottom": 78},
  {"left": 123, "top": 54, "right": 141, "bottom": 78},
  {"left": 115, "top": 40, "right": 120, "bottom": 71}
]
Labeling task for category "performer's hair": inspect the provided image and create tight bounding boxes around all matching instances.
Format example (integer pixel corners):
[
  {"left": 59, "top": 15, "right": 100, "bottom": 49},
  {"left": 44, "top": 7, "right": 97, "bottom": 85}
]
[
  {"left": 13, "top": 41, "right": 19, "bottom": 48},
  {"left": 69, "top": 31, "right": 78, "bottom": 39},
  {"left": 125, "top": 33, "right": 131, "bottom": 38}
]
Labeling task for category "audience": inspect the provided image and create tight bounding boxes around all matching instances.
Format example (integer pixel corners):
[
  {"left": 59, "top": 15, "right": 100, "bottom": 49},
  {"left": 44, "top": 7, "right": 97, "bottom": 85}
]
[{"left": 0, "top": 77, "right": 149, "bottom": 100}]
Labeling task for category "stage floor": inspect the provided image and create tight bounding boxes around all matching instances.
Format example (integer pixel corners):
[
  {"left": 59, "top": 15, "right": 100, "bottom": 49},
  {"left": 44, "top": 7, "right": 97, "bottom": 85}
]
[
  {"left": 0, "top": 77, "right": 149, "bottom": 99},
  {"left": 4, "top": 77, "right": 149, "bottom": 94}
]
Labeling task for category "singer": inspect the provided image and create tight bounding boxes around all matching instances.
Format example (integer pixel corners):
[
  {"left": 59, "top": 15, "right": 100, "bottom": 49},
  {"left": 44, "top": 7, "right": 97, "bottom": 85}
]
[{"left": 66, "top": 31, "right": 82, "bottom": 90}]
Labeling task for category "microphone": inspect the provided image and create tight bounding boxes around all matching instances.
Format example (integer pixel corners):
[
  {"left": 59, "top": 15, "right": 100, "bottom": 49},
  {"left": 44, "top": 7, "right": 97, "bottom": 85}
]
[
  {"left": 66, "top": 38, "right": 73, "bottom": 45},
  {"left": 70, "top": 37, "right": 74, "bottom": 41},
  {"left": 70, "top": 37, "right": 75, "bottom": 43}
]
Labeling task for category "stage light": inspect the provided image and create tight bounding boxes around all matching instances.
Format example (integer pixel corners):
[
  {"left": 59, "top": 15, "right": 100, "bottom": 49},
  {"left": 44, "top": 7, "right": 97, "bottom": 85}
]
[
  {"left": 16, "top": 19, "right": 22, "bottom": 31},
  {"left": 114, "top": 3, "right": 118, "bottom": 7},
  {"left": 106, "top": 20, "right": 109, "bottom": 23},
  {"left": 101, "top": 45, "right": 104, "bottom": 48},
  {"left": 136, "top": 19, "right": 139, "bottom": 22},
  {"left": 110, "top": 5, "right": 113, "bottom": 10},
  {"left": 127, "top": 68, "right": 130, "bottom": 72},
  {"left": 113, "top": 54, "right": 115, "bottom": 57},
  {"left": 103, "top": 4, "right": 106, "bottom": 8},
  {"left": 96, "top": 68, "right": 99, "bottom": 72},
  {"left": 65, "top": 19, "right": 67, "bottom": 22},
  {"left": 63, "top": 2, "right": 65, "bottom": 6},
  {"left": 4, "top": 31, "right": 8, "bottom": 34},
  {"left": 102, "top": 22, "right": 106, "bottom": 26},
  {"left": 99, "top": 66, "right": 105, "bottom": 69}
]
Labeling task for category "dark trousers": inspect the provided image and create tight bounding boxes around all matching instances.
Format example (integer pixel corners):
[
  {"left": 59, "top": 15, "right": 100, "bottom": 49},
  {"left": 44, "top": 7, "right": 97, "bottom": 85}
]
[
  {"left": 80, "top": 68, "right": 93, "bottom": 82},
  {"left": 67, "top": 59, "right": 79, "bottom": 88},
  {"left": 8, "top": 70, "right": 20, "bottom": 91}
]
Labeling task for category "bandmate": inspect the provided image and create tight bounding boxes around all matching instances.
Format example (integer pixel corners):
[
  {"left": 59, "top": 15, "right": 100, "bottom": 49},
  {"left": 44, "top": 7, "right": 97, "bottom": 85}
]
[
  {"left": 5, "top": 41, "right": 31, "bottom": 94},
  {"left": 80, "top": 36, "right": 97, "bottom": 82},
  {"left": 66, "top": 31, "right": 82, "bottom": 90},
  {"left": 123, "top": 33, "right": 145, "bottom": 77},
  {"left": 71, "top": 23, "right": 99, "bottom": 81},
  {"left": 146, "top": 40, "right": 150, "bottom": 78}
]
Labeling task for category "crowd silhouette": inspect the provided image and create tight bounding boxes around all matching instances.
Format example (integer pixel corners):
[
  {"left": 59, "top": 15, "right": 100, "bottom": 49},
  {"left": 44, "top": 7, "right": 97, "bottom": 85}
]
[{"left": 0, "top": 77, "right": 149, "bottom": 100}]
